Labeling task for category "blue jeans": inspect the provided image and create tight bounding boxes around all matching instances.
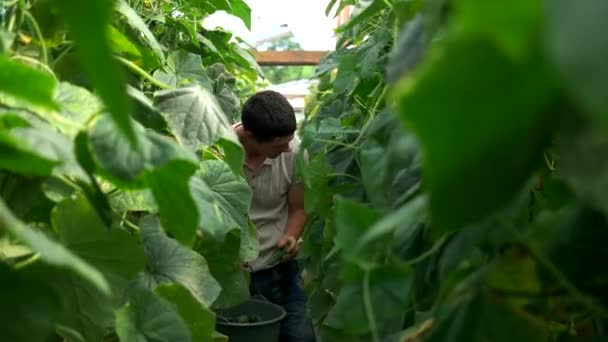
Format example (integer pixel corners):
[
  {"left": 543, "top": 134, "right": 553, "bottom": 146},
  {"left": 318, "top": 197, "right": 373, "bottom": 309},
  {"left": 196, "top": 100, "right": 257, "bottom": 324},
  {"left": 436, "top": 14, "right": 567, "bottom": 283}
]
[{"left": 250, "top": 260, "right": 316, "bottom": 342}]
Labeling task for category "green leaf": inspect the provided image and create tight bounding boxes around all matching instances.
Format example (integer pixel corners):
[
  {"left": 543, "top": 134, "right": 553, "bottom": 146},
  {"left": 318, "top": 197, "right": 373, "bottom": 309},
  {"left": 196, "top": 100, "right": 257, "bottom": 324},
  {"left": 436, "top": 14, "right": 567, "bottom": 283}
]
[
  {"left": 136, "top": 215, "right": 221, "bottom": 307},
  {"left": 325, "top": 264, "right": 412, "bottom": 335},
  {"left": 54, "top": 82, "right": 103, "bottom": 132},
  {"left": 0, "top": 198, "right": 110, "bottom": 294},
  {"left": 426, "top": 287, "right": 549, "bottom": 342},
  {"left": 334, "top": 197, "right": 380, "bottom": 265},
  {"left": 0, "top": 130, "right": 57, "bottom": 176},
  {"left": 456, "top": 0, "right": 541, "bottom": 58},
  {"left": 337, "top": 0, "right": 386, "bottom": 33},
  {"left": 109, "top": 189, "right": 158, "bottom": 213},
  {"left": 153, "top": 50, "right": 212, "bottom": 88},
  {"left": 116, "top": 0, "right": 165, "bottom": 64},
  {"left": 394, "top": 39, "right": 556, "bottom": 231},
  {"left": 154, "top": 85, "right": 243, "bottom": 173},
  {"left": 226, "top": 0, "right": 252, "bottom": 30},
  {"left": 229, "top": 43, "right": 264, "bottom": 76},
  {"left": 355, "top": 195, "right": 428, "bottom": 256},
  {"left": 190, "top": 160, "right": 251, "bottom": 243},
  {"left": 11, "top": 126, "right": 88, "bottom": 181},
  {"left": 126, "top": 85, "right": 169, "bottom": 132},
  {"left": 55, "top": 0, "right": 136, "bottom": 145},
  {"left": 156, "top": 283, "right": 216, "bottom": 341},
  {"left": 0, "top": 55, "right": 58, "bottom": 110},
  {"left": 195, "top": 229, "right": 250, "bottom": 309},
  {"left": 146, "top": 161, "right": 199, "bottom": 244},
  {"left": 115, "top": 286, "right": 192, "bottom": 342},
  {"left": 52, "top": 197, "right": 145, "bottom": 298},
  {"left": 88, "top": 115, "right": 196, "bottom": 183},
  {"left": 545, "top": 0, "right": 608, "bottom": 125},
  {"left": 207, "top": 63, "right": 240, "bottom": 123},
  {"left": 28, "top": 264, "right": 115, "bottom": 342},
  {"left": 0, "top": 264, "right": 61, "bottom": 342}
]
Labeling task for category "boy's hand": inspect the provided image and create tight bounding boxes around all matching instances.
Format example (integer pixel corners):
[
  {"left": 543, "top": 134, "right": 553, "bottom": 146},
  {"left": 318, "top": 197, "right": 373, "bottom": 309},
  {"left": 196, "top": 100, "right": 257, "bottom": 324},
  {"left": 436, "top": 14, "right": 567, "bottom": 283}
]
[{"left": 276, "top": 235, "right": 298, "bottom": 261}]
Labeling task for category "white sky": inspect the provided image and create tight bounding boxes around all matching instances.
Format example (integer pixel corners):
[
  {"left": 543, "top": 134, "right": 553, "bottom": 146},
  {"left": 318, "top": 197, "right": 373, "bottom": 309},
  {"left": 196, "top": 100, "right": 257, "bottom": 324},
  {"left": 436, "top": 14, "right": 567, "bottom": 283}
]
[{"left": 203, "top": 0, "right": 338, "bottom": 51}]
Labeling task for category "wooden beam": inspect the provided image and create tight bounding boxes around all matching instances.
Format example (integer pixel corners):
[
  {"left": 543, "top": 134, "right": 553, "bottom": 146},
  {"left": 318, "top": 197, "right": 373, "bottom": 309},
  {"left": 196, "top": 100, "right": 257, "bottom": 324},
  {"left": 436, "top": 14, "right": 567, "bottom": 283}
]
[{"left": 251, "top": 50, "right": 329, "bottom": 66}]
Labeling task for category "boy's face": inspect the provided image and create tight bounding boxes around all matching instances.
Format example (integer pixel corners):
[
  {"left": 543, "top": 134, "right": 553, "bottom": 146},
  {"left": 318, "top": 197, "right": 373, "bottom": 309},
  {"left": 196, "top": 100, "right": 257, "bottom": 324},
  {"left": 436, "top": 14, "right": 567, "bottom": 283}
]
[{"left": 254, "top": 134, "right": 294, "bottom": 159}]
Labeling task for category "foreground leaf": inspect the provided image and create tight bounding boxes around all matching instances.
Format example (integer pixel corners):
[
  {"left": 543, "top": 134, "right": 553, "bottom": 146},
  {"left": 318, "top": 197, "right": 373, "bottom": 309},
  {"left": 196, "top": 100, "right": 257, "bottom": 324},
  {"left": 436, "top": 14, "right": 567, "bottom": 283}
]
[
  {"left": 195, "top": 229, "right": 250, "bottom": 309},
  {"left": 55, "top": 0, "right": 135, "bottom": 144},
  {"left": 394, "top": 39, "right": 556, "bottom": 231},
  {"left": 0, "top": 264, "right": 61, "bottom": 342},
  {"left": 0, "top": 198, "right": 110, "bottom": 294},
  {"left": 116, "top": 286, "right": 191, "bottom": 342},
  {"left": 52, "top": 197, "right": 145, "bottom": 299},
  {"left": 156, "top": 283, "right": 216, "bottom": 341},
  {"left": 116, "top": 0, "right": 165, "bottom": 65},
  {"left": 325, "top": 264, "right": 412, "bottom": 335},
  {"left": 136, "top": 216, "right": 221, "bottom": 307},
  {"left": 0, "top": 55, "right": 58, "bottom": 110},
  {"left": 190, "top": 160, "right": 251, "bottom": 243}
]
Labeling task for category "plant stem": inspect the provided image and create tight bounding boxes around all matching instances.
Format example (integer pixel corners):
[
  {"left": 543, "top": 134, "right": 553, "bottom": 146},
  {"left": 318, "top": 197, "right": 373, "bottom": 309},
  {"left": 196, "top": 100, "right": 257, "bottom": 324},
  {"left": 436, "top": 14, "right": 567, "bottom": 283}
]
[
  {"left": 11, "top": 55, "right": 56, "bottom": 79},
  {"left": 14, "top": 253, "right": 40, "bottom": 269},
  {"left": 115, "top": 56, "right": 172, "bottom": 89},
  {"left": 51, "top": 44, "right": 73, "bottom": 68},
  {"left": 363, "top": 270, "right": 380, "bottom": 342},
  {"left": 407, "top": 234, "right": 448, "bottom": 265},
  {"left": 327, "top": 172, "right": 361, "bottom": 181},
  {"left": 314, "top": 138, "right": 358, "bottom": 150},
  {"left": 24, "top": 10, "right": 47, "bottom": 64}
]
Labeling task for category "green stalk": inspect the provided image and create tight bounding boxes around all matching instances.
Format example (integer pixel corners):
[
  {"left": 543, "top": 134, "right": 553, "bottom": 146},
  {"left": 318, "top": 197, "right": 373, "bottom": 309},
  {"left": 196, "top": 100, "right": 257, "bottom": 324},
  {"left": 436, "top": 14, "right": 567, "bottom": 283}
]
[
  {"left": 116, "top": 56, "right": 172, "bottom": 89},
  {"left": 24, "top": 10, "right": 47, "bottom": 64},
  {"left": 363, "top": 270, "right": 380, "bottom": 342}
]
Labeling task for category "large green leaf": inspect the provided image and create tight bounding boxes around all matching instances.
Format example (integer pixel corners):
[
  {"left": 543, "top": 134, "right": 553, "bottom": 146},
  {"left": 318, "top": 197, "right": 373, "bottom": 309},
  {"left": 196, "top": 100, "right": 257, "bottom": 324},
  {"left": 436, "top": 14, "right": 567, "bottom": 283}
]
[
  {"left": 146, "top": 161, "right": 199, "bottom": 244},
  {"left": 425, "top": 287, "right": 549, "bottom": 342},
  {"left": 127, "top": 85, "right": 169, "bottom": 132},
  {"left": 153, "top": 50, "right": 212, "bottom": 88},
  {"left": 354, "top": 195, "right": 428, "bottom": 257},
  {"left": 456, "top": 0, "right": 541, "bottom": 58},
  {"left": 0, "top": 198, "right": 110, "bottom": 295},
  {"left": 546, "top": 0, "right": 608, "bottom": 125},
  {"left": 52, "top": 197, "right": 145, "bottom": 298},
  {"left": 88, "top": 115, "right": 196, "bottom": 183},
  {"left": 30, "top": 265, "right": 115, "bottom": 342},
  {"left": 115, "top": 286, "right": 192, "bottom": 342},
  {"left": 190, "top": 160, "right": 251, "bottom": 243},
  {"left": 0, "top": 264, "right": 61, "bottom": 342},
  {"left": 136, "top": 215, "right": 221, "bottom": 307},
  {"left": 156, "top": 283, "right": 216, "bottom": 341},
  {"left": 11, "top": 126, "right": 88, "bottom": 181},
  {"left": 109, "top": 189, "right": 158, "bottom": 214},
  {"left": 195, "top": 229, "right": 250, "bottom": 309},
  {"left": 324, "top": 264, "right": 412, "bottom": 335},
  {"left": 116, "top": 0, "right": 165, "bottom": 64},
  {"left": 0, "top": 55, "right": 58, "bottom": 110},
  {"left": 54, "top": 82, "right": 103, "bottom": 133},
  {"left": 55, "top": 0, "right": 135, "bottom": 144},
  {"left": 154, "top": 85, "right": 243, "bottom": 173},
  {"left": 394, "top": 39, "right": 556, "bottom": 231},
  {"left": 88, "top": 114, "right": 199, "bottom": 239},
  {"left": 0, "top": 130, "right": 57, "bottom": 176},
  {"left": 334, "top": 197, "right": 380, "bottom": 266}
]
